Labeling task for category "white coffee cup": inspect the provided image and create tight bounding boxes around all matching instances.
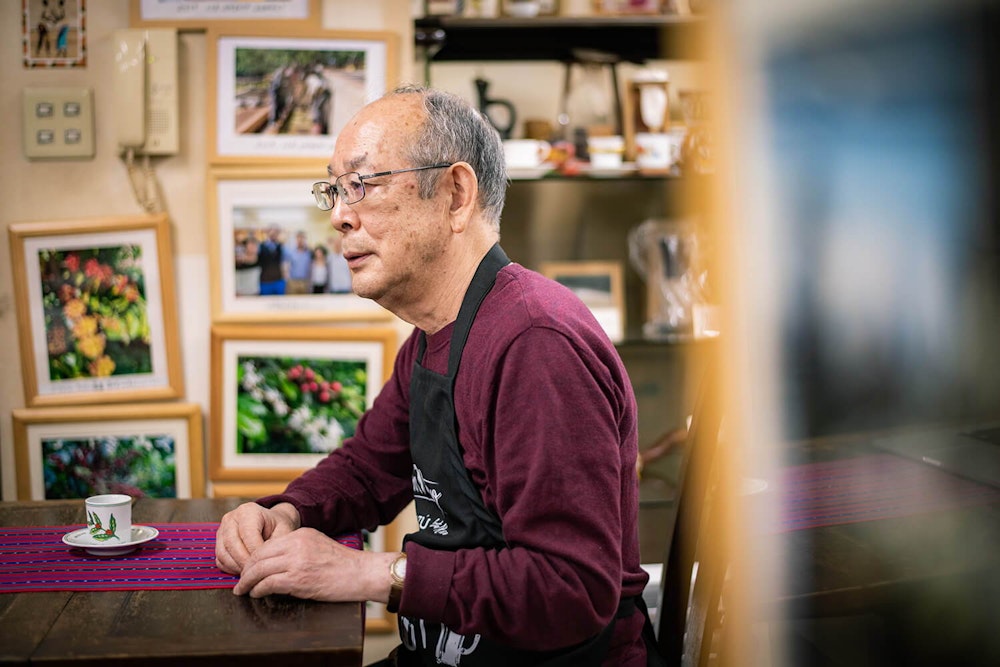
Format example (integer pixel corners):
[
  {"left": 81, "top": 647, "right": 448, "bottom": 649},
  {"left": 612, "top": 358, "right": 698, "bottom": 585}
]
[
  {"left": 635, "top": 132, "right": 672, "bottom": 171},
  {"left": 503, "top": 139, "right": 551, "bottom": 168},
  {"left": 85, "top": 494, "right": 133, "bottom": 545},
  {"left": 587, "top": 135, "right": 625, "bottom": 170}
]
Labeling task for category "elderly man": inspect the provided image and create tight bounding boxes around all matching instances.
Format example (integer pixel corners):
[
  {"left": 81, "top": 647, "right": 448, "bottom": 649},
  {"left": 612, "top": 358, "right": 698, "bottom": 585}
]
[{"left": 215, "top": 85, "right": 652, "bottom": 666}]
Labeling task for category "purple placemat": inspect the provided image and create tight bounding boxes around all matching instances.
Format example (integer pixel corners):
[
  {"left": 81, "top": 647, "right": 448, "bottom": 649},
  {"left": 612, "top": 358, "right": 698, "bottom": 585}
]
[
  {"left": 0, "top": 522, "right": 362, "bottom": 593},
  {"left": 774, "top": 454, "right": 1000, "bottom": 532}
]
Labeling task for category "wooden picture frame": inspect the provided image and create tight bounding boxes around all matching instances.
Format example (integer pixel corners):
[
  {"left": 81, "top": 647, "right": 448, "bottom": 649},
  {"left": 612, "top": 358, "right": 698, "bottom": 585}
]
[
  {"left": 207, "top": 166, "right": 391, "bottom": 323},
  {"left": 130, "top": 0, "right": 321, "bottom": 31},
  {"left": 22, "top": 0, "right": 87, "bottom": 68},
  {"left": 210, "top": 324, "right": 397, "bottom": 482},
  {"left": 540, "top": 260, "right": 626, "bottom": 342},
  {"left": 8, "top": 214, "right": 184, "bottom": 407},
  {"left": 206, "top": 25, "right": 397, "bottom": 166},
  {"left": 12, "top": 403, "right": 205, "bottom": 501}
]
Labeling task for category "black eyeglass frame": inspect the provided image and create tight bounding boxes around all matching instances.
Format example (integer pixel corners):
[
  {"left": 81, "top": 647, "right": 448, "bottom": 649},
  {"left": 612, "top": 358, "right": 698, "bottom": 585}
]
[{"left": 311, "top": 162, "right": 454, "bottom": 211}]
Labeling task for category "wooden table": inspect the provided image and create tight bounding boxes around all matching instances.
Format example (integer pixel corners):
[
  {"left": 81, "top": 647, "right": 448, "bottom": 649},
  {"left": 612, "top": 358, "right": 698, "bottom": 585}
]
[
  {"left": 764, "top": 433, "right": 1000, "bottom": 665},
  {"left": 0, "top": 498, "right": 364, "bottom": 666}
]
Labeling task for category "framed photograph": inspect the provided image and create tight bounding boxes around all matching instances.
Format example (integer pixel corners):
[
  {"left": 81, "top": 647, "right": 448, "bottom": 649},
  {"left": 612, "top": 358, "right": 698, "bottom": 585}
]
[
  {"left": 540, "top": 260, "right": 626, "bottom": 342},
  {"left": 12, "top": 403, "right": 205, "bottom": 501},
  {"left": 22, "top": 0, "right": 87, "bottom": 68},
  {"left": 208, "top": 166, "right": 391, "bottom": 322},
  {"left": 130, "top": 0, "right": 320, "bottom": 31},
  {"left": 8, "top": 214, "right": 184, "bottom": 407},
  {"left": 206, "top": 25, "right": 397, "bottom": 165},
  {"left": 210, "top": 324, "right": 397, "bottom": 481}
]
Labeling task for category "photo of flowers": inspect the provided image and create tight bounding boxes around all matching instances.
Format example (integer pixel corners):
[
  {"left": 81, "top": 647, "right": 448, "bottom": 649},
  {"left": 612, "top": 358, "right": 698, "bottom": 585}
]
[
  {"left": 210, "top": 324, "right": 396, "bottom": 481},
  {"left": 46, "top": 433, "right": 175, "bottom": 498},
  {"left": 40, "top": 244, "right": 152, "bottom": 381},
  {"left": 12, "top": 403, "right": 205, "bottom": 501},
  {"left": 9, "top": 214, "right": 184, "bottom": 407},
  {"left": 207, "top": 26, "right": 396, "bottom": 164}
]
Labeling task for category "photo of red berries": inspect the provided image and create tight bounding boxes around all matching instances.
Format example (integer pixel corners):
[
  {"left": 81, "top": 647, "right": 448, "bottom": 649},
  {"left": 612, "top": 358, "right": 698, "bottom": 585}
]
[{"left": 235, "top": 355, "right": 368, "bottom": 455}]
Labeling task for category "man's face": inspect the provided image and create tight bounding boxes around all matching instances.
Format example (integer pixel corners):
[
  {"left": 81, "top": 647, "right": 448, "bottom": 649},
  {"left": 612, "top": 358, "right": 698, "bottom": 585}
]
[{"left": 327, "top": 96, "right": 451, "bottom": 306}]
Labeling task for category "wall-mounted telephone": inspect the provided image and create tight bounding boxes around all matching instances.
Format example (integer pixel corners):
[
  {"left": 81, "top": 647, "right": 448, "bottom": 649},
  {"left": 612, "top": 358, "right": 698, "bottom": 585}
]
[{"left": 112, "top": 28, "right": 178, "bottom": 156}]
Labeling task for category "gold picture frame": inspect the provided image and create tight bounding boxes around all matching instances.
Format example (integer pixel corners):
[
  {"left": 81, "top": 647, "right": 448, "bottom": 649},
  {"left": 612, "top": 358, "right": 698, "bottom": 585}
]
[
  {"left": 207, "top": 166, "right": 392, "bottom": 323},
  {"left": 129, "top": 0, "right": 322, "bottom": 31},
  {"left": 8, "top": 214, "right": 184, "bottom": 407},
  {"left": 539, "top": 260, "right": 626, "bottom": 343},
  {"left": 12, "top": 402, "right": 205, "bottom": 500},
  {"left": 206, "top": 24, "right": 398, "bottom": 166},
  {"left": 210, "top": 324, "right": 397, "bottom": 482}
]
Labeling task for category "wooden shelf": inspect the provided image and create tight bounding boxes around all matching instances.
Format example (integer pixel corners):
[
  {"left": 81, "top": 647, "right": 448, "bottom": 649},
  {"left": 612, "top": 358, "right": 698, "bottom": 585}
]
[{"left": 414, "top": 15, "right": 707, "bottom": 63}]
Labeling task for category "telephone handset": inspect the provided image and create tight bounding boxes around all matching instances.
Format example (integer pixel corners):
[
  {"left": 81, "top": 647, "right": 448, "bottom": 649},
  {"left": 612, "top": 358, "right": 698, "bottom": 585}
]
[
  {"left": 112, "top": 28, "right": 178, "bottom": 156},
  {"left": 113, "top": 30, "right": 146, "bottom": 150},
  {"left": 113, "top": 28, "right": 177, "bottom": 213}
]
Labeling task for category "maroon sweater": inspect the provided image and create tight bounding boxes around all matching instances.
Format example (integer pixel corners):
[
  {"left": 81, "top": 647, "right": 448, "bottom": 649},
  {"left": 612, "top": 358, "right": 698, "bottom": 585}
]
[{"left": 259, "top": 263, "right": 648, "bottom": 664}]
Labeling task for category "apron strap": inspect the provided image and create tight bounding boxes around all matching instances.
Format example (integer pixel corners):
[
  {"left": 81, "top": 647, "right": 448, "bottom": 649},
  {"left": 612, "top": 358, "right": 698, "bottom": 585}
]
[
  {"left": 415, "top": 243, "right": 510, "bottom": 368},
  {"left": 447, "top": 243, "right": 510, "bottom": 377}
]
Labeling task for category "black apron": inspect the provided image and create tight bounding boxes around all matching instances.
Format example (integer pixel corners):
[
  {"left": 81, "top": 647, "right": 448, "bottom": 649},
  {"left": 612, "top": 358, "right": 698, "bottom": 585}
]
[{"left": 394, "top": 244, "right": 628, "bottom": 667}]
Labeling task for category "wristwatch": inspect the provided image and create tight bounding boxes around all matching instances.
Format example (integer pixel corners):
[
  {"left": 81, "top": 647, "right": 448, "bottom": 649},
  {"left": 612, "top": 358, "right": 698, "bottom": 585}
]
[{"left": 387, "top": 552, "right": 406, "bottom": 613}]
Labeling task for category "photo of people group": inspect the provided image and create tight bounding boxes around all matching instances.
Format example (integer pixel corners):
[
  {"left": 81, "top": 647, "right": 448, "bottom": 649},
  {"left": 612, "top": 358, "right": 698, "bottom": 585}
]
[{"left": 231, "top": 205, "right": 351, "bottom": 298}]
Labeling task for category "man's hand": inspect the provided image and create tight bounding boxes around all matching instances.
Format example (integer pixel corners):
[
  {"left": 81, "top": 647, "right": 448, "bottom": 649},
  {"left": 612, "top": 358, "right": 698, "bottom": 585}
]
[
  {"left": 233, "top": 528, "right": 399, "bottom": 603},
  {"left": 215, "top": 502, "right": 301, "bottom": 574}
]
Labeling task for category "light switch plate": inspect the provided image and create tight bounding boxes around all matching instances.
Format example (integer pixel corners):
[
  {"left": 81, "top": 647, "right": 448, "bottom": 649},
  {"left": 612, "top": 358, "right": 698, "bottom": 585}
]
[{"left": 22, "top": 87, "right": 95, "bottom": 159}]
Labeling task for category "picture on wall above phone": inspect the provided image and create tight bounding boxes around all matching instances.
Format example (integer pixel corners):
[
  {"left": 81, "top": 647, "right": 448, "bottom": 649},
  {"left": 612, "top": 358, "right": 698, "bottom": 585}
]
[
  {"left": 207, "top": 27, "right": 397, "bottom": 165},
  {"left": 22, "top": 0, "right": 87, "bottom": 68}
]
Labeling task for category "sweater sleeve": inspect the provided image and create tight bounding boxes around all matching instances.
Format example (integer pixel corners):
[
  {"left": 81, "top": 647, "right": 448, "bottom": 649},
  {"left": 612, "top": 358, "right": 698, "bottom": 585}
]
[{"left": 400, "top": 325, "right": 631, "bottom": 651}]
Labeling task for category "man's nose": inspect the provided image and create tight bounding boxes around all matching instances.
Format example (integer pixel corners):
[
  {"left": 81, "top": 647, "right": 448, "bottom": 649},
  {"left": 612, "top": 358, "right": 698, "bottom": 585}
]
[{"left": 330, "top": 196, "right": 356, "bottom": 232}]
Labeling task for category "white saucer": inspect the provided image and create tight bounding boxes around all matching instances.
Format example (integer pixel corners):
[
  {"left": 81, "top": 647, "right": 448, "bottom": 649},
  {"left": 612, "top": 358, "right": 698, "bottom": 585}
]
[
  {"left": 506, "top": 162, "right": 555, "bottom": 179},
  {"left": 62, "top": 525, "right": 160, "bottom": 556},
  {"left": 580, "top": 162, "right": 638, "bottom": 178}
]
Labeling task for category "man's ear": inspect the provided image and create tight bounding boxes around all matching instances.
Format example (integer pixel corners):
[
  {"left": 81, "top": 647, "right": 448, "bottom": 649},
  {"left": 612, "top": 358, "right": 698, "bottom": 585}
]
[{"left": 446, "top": 162, "right": 479, "bottom": 232}]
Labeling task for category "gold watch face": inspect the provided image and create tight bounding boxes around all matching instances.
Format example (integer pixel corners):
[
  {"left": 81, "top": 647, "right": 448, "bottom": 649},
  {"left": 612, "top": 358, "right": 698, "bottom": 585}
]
[{"left": 391, "top": 554, "right": 407, "bottom": 582}]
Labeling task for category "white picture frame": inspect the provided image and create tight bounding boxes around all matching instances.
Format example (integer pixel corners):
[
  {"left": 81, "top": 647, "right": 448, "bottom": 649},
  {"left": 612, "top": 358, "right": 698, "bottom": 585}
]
[
  {"left": 207, "top": 167, "right": 391, "bottom": 322},
  {"left": 210, "top": 324, "right": 397, "bottom": 481},
  {"left": 130, "top": 0, "right": 320, "bottom": 30},
  {"left": 207, "top": 26, "right": 397, "bottom": 165}
]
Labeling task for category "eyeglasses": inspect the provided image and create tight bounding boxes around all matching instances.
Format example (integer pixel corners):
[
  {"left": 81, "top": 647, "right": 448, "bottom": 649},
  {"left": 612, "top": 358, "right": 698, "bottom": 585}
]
[{"left": 311, "top": 163, "right": 453, "bottom": 211}]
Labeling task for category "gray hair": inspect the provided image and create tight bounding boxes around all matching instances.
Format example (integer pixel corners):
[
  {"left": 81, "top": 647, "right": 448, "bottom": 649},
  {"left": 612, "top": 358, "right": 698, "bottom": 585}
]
[{"left": 386, "top": 85, "right": 507, "bottom": 231}]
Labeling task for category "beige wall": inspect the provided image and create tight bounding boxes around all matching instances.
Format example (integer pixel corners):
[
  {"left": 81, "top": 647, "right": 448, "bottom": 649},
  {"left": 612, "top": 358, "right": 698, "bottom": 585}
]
[{"left": 0, "top": 0, "right": 416, "bottom": 499}]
